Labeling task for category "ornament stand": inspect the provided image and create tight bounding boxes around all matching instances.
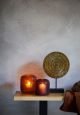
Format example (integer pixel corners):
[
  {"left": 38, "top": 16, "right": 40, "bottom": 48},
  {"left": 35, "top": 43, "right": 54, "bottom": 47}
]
[
  {"left": 50, "top": 78, "right": 64, "bottom": 93},
  {"left": 43, "top": 52, "right": 70, "bottom": 94}
]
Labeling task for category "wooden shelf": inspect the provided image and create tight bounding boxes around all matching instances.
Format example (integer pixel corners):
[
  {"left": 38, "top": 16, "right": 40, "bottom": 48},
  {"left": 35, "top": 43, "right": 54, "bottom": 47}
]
[{"left": 14, "top": 91, "right": 64, "bottom": 101}]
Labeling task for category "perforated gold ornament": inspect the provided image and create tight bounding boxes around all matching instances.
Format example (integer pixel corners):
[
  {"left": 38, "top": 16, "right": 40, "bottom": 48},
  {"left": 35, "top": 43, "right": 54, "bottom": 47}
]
[{"left": 43, "top": 52, "right": 70, "bottom": 78}]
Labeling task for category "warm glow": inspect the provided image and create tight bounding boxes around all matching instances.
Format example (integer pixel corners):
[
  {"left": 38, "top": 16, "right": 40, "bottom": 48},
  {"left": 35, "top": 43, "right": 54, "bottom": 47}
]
[
  {"left": 39, "top": 83, "right": 46, "bottom": 90},
  {"left": 25, "top": 81, "right": 32, "bottom": 88}
]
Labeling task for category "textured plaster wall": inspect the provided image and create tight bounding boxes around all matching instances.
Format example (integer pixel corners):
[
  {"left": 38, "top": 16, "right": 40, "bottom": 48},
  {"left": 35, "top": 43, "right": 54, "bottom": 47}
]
[{"left": 0, "top": 0, "right": 80, "bottom": 115}]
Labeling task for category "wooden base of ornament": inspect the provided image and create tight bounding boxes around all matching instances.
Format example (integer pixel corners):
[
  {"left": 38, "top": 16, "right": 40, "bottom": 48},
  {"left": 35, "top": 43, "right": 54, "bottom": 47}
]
[{"left": 50, "top": 88, "right": 64, "bottom": 93}]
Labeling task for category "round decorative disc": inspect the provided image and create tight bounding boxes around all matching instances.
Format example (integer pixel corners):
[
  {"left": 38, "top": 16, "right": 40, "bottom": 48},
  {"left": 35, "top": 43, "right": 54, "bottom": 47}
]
[{"left": 43, "top": 52, "right": 70, "bottom": 78}]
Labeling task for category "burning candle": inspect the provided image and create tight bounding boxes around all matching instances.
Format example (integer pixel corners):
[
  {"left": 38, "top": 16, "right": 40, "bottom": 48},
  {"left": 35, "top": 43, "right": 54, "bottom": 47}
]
[
  {"left": 36, "top": 79, "right": 50, "bottom": 96},
  {"left": 39, "top": 83, "right": 46, "bottom": 93},
  {"left": 25, "top": 81, "right": 32, "bottom": 88},
  {"left": 20, "top": 75, "right": 36, "bottom": 94}
]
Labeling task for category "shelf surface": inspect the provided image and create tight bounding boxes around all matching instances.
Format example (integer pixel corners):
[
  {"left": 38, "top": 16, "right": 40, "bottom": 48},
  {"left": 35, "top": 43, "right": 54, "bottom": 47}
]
[{"left": 14, "top": 91, "right": 64, "bottom": 101}]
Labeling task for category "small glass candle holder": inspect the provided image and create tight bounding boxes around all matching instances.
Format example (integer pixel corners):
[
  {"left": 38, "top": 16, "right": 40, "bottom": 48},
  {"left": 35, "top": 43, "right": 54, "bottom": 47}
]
[
  {"left": 20, "top": 75, "right": 36, "bottom": 94},
  {"left": 36, "top": 79, "right": 50, "bottom": 96}
]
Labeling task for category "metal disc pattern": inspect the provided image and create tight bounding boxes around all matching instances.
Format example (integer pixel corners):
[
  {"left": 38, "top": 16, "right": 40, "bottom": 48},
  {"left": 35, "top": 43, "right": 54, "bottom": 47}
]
[{"left": 43, "top": 52, "right": 70, "bottom": 78}]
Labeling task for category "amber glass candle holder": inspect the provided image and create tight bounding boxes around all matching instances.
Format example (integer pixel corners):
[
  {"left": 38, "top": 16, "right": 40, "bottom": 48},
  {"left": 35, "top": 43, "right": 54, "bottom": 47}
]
[
  {"left": 20, "top": 75, "right": 36, "bottom": 94},
  {"left": 36, "top": 79, "right": 50, "bottom": 96}
]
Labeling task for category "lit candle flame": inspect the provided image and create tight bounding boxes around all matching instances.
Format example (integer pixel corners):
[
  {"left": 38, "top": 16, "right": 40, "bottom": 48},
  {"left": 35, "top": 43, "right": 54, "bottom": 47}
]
[
  {"left": 25, "top": 81, "right": 32, "bottom": 88},
  {"left": 39, "top": 83, "right": 46, "bottom": 90}
]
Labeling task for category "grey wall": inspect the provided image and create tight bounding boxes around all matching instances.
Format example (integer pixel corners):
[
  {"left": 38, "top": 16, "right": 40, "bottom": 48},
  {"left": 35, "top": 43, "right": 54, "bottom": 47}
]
[{"left": 0, "top": 0, "right": 80, "bottom": 115}]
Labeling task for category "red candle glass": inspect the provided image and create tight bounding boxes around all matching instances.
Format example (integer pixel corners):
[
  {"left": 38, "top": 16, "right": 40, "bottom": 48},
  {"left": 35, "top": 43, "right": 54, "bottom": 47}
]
[
  {"left": 20, "top": 75, "right": 36, "bottom": 94},
  {"left": 36, "top": 79, "right": 50, "bottom": 96}
]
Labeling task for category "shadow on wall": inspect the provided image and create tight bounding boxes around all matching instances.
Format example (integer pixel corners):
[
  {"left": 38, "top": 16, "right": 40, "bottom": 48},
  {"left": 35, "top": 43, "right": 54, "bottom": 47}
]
[
  {"left": 0, "top": 83, "right": 39, "bottom": 115},
  {"left": 16, "top": 61, "right": 46, "bottom": 88}
]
